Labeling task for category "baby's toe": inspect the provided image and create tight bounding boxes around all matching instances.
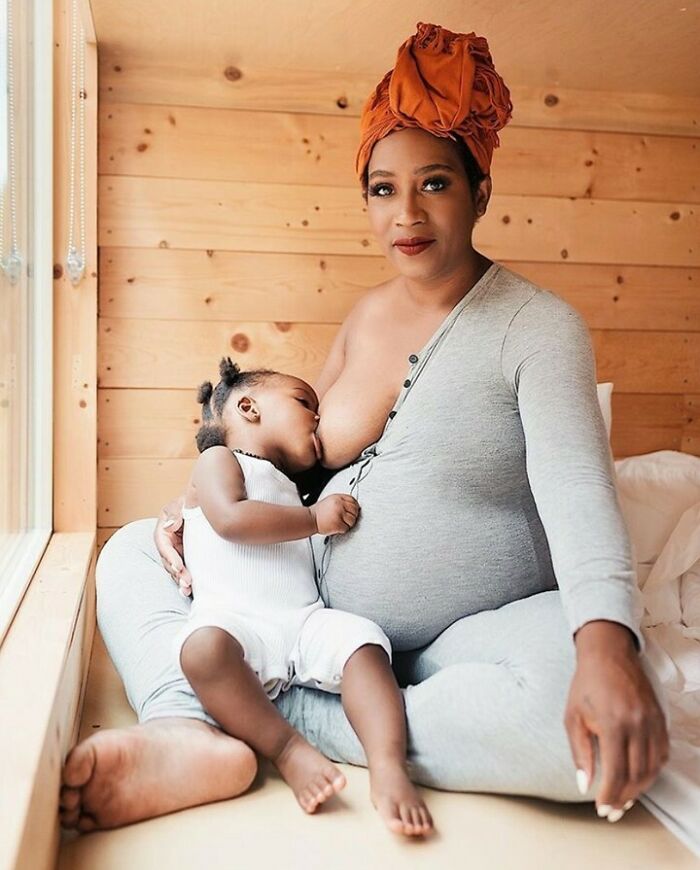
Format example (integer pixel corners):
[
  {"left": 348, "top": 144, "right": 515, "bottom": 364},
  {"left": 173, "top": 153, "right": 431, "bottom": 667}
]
[
  {"left": 399, "top": 803, "right": 415, "bottom": 835},
  {"left": 298, "top": 787, "right": 315, "bottom": 813},
  {"left": 411, "top": 806, "right": 428, "bottom": 835},
  {"left": 330, "top": 771, "right": 346, "bottom": 793},
  {"left": 387, "top": 807, "right": 405, "bottom": 834},
  {"left": 310, "top": 780, "right": 328, "bottom": 806}
]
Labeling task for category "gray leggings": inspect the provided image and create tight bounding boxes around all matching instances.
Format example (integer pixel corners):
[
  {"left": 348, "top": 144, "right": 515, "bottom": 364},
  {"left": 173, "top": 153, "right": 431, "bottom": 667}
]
[{"left": 97, "top": 518, "right": 598, "bottom": 802}]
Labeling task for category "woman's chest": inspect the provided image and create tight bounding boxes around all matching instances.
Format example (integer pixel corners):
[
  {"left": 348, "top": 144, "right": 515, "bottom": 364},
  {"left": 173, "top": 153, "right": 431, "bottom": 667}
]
[{"left": 317, "top": 315, "right": 446, "bottom": 468}]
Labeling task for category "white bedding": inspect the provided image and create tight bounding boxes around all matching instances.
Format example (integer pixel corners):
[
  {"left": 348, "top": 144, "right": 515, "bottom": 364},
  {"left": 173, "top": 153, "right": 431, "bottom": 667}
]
[{"left": 614, "top": 450, "right": 700, "bottom": 857}]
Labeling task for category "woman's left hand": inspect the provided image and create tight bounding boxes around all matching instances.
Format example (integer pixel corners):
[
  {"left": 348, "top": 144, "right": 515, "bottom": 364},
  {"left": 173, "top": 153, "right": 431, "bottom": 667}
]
[{"left": 564, "top": 620, "right": 669, "bottom": 820}]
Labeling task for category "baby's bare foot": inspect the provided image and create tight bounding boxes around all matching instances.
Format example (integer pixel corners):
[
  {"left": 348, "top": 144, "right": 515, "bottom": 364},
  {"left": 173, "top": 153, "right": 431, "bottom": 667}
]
[
  {"left": 273, "top": 732, "right": 346, "bottom": 813},
  {"left": 370, "top": 761, "right": 433, "bottom": 837}
]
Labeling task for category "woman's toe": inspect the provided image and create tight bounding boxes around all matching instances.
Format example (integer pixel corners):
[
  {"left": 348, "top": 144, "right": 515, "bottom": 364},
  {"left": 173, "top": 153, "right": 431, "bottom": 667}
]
[
  {"left": 59, "top": 786, "right": 81, "bottom": 811},
  {"left": 59, "top": 808, "right": 80, "bottom": 828},
  {"left": 76, "top": 812, "right": 98, "bottom": 833},
  {"left": 62, "top": 742, "right": 96, "bottom": 789}
]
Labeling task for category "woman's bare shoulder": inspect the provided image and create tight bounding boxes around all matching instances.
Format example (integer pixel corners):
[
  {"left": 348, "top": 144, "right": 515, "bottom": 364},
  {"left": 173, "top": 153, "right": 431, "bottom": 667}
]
[{"left": 345, "top": 277, "right": 400, "bottom": 329}]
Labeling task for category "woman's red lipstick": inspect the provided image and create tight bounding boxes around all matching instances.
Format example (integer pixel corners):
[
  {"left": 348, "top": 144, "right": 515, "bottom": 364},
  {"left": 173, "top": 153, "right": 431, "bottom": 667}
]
[{"left": 393, "top": 237, "right": 435, "bottom": 256}]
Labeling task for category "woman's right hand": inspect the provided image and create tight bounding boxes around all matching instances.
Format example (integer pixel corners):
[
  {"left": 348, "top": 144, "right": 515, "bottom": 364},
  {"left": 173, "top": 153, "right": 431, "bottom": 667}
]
[
  {"left": 154, "top": 494, "right": 192, "bottom": 597},
  {"left": 310, "top": 494, "right": 360, "bottom": 536}
]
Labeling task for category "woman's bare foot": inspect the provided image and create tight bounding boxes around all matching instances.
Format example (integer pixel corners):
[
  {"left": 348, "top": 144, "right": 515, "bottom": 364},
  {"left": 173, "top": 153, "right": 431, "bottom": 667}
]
[
  {"left": 273, "top": 732, "right": 346, "bottom": 813},
  {"left": 369, "top": 761, "right": 433, "bottom": 837},
  {"left": 59, "top": 717, "right": 257, "bottom": 831}
]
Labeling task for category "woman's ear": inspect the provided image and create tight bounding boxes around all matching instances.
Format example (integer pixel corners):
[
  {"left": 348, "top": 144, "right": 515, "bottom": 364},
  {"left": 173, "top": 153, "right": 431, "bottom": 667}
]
[
  {"left": 474, "top": 175, "right": 492, "bottom": 219},
  {"left": 236, "top": 395, "right": 260, "bottom": 422}
]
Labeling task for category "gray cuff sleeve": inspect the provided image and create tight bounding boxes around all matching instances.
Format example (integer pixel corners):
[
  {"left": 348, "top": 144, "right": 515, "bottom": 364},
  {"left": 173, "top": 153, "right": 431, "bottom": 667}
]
[{"left": 565, "top": 580, "right": 645, "bottom": 653}]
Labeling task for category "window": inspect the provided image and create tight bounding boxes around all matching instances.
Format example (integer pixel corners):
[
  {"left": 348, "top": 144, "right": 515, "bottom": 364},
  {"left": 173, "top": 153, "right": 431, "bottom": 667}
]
[{"left": 0, "top": 0, "right": 53, "bottom": 644}]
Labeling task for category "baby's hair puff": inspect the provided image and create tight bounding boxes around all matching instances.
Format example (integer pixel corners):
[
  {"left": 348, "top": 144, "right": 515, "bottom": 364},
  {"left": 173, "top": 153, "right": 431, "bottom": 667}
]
[{"left": 194, "top": 356, "right": 279, "bottom": 453}]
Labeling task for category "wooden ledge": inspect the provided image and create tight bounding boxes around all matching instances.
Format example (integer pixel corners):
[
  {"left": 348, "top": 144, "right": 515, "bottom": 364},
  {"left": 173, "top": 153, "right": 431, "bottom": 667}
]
[{"left": 0, "top": 532, "right": 96, "bottom": 870}]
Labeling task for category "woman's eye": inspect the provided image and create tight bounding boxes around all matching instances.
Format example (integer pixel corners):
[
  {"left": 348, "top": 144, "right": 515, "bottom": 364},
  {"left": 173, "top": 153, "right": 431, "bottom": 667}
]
[
  {"left": 368, "top": 176, "right": 448, "bottom": 197},
  {"left": 424, "top": 176, "right": 447, "bottom": 191},
  {"left": 369, "top": 183, "right": 392, "bottom": 197}
]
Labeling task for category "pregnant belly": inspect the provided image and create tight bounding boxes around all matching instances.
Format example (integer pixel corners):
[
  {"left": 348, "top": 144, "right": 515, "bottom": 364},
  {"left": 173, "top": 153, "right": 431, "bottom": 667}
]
[{"left": 314, "top": 462, "right": 555, "bottom": 651}]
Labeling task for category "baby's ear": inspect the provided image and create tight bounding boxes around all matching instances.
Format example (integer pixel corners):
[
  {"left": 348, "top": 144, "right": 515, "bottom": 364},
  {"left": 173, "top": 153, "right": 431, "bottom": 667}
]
[{"left": 236, "top": 395, "right": 260, "bottom": 421}]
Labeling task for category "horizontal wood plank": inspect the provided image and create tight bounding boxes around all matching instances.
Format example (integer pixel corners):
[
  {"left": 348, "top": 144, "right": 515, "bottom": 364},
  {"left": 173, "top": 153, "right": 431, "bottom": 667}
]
[
  {"left": 98, "top": 319, "right": 334, "bottom": 388},
  {"left": 100, "top": 102, "right": 700, "bottom": 204},
  {"left": 99, "top": 248, "right": 388, "bottom": 324},
  {"left": 99, "top": 176, "right": 700, "bottom": 267},
  {"left": 590, "top": 331, "right": 700, "bottom": 393},
  {"left": 98, "top": 388, "right": 700, "bottom": 461},
  {"left": 99, "top": 59, "right": 700, "bottom": 137},
  {"left": 98, "top": 459, "right": 191, "bottom": 526},
  {"left": 611, "top": 393, "right": 698, "bottom": 457},
  {"left": 98, "top": 317, "right": 700, "bottom": 394},
  {"left": 99, "top": 250, "right": 700, "bottom": 332}
]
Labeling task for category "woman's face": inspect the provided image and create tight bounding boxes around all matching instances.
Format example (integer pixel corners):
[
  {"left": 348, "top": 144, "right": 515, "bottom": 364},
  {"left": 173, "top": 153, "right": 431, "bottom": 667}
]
[{"left": 365, "top": 128, "right": 491, "bottom": 280}]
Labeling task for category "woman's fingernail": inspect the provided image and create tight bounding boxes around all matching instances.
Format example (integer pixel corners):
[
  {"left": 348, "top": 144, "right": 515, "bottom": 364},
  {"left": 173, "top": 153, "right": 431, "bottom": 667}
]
[
  {"left": 163, "top": 519, "right": 175, "bottom": 528},
  {"left": 623, "top": 800, "right": 635, "bottom": 811},
  {"left": 576, "top": 769, "right": 589, "bottom": 795},
  {"left": 597, "top": 804, "right": 612, "bottom": 818},
  {"left": 607, "top": 808, "right": 625, "bottom": 823}
]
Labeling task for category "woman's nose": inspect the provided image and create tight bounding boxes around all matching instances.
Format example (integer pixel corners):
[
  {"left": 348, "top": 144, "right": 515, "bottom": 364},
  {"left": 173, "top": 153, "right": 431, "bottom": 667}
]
[{"left": 396, "top": 196, "right": 426, "bottom": 227}]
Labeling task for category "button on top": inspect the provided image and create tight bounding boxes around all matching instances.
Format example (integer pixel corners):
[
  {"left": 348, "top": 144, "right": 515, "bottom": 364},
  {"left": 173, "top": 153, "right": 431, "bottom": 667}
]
[
  {"left": 323, "top": 536, "right": 329, "bottom": 545},
  {"left": 408, "top": 354, "right": 419, "bottom": 364},
  {"left": 403, "top": 379, "right": 411, "bottom": 388},
  {"left": 388, "top": 410, "right": 397, "bottom": 419}
]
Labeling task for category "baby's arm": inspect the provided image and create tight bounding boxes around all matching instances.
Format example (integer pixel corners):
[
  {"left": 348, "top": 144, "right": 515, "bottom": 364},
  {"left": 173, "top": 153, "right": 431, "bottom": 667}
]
[{"left": 193, "top": 447, "right": 358, "bottom": 544}]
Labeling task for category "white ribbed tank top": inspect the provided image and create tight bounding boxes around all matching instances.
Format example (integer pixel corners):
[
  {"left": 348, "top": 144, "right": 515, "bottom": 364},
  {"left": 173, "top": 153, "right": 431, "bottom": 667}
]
[{"left": 182, "top": 451, "right": 320, "bottom": 617}]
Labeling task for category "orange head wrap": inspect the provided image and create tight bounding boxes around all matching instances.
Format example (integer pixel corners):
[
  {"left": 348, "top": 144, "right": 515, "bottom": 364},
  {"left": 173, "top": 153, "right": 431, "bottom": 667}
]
[{"left": 355, "top": 22, "right": 513, "bottom": 184}]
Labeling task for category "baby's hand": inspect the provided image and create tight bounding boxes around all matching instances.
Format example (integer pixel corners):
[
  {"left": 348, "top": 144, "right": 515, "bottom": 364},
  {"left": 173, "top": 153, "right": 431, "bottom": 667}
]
[{"left": 310, "top": 494, "right": 360, "bottom": 536}]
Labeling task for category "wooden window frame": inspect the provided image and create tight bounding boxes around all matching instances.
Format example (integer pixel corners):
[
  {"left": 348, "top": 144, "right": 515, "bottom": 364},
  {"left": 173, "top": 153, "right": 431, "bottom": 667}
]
[
  {"left": 0, "top": 0, "right": 54, "bottom": 645},
  {"left": 0, "top": 1, "right": 98, "bottom": 868}
]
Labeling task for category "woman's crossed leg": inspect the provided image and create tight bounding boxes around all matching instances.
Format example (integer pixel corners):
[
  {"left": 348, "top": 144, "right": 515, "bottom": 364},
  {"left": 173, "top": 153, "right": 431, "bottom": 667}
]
[{"left": 60, "top": 519, "right": 582, "bottom": 831}]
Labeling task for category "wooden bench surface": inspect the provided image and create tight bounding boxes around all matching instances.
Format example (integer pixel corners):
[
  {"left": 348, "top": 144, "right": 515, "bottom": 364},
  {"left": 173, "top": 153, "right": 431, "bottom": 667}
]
[{"left": 58, "top": 630, "right": 697, "bottom": 870}]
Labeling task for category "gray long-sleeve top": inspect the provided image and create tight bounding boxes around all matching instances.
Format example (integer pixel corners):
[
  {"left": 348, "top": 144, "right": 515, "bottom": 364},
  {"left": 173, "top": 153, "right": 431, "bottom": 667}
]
[{"left": 312, "top": 262, "right": 642, "bottom": 652}]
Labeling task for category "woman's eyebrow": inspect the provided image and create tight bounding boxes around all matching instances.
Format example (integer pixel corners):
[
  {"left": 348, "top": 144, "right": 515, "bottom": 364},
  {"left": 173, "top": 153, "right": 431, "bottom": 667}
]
[{"left": 368, "top": 163, "right": 456, "bottom": 180}]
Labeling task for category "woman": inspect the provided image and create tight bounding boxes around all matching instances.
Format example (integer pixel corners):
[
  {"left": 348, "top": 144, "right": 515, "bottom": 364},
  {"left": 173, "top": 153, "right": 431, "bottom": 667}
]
[{"left": 60, "top": 22, "right": 668, "bottom": 832}]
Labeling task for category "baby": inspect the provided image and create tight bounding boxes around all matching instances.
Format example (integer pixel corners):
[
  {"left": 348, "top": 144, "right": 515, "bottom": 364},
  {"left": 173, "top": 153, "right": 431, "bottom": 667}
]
[{"left": 174, "top": 356, "right": 433, "bottom": 837}]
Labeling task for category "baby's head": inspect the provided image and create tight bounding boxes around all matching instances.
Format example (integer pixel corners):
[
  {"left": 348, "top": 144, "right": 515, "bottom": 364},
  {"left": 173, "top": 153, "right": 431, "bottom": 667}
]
[{"left": 195, "top": 357, "right": 322, "bottom": 474}]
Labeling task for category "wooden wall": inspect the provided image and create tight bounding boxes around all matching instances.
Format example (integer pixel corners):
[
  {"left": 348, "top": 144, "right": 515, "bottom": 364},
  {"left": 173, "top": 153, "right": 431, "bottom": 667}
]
[{"left": 96, "top": 58, "right": 700, "bottom": 545}]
